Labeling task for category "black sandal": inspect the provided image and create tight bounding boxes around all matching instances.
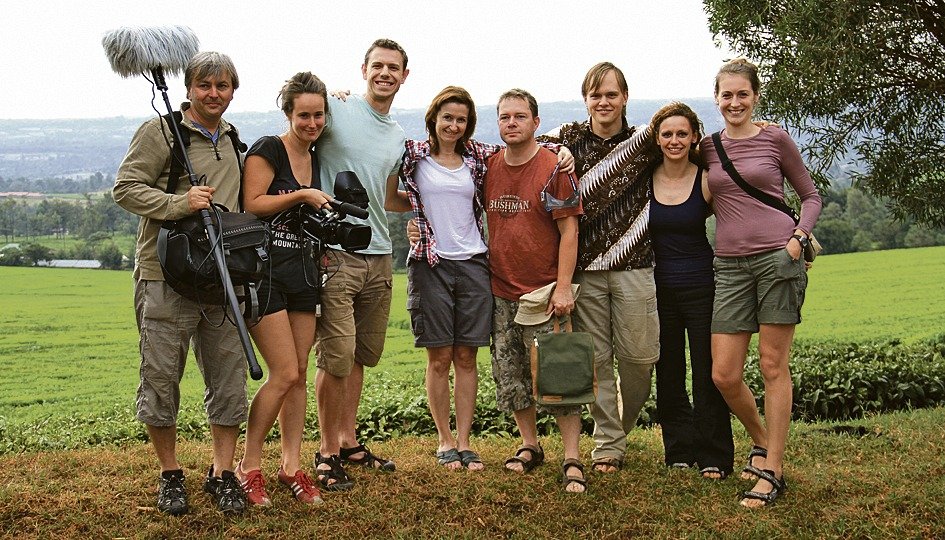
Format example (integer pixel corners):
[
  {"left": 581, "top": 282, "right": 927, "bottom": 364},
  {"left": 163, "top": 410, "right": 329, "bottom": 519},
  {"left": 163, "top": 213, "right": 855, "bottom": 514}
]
[
  {"left": 340, "top": 443, "right": 396, "bottom": 472},
  {"left": 504, "top": 444, "right": 544, "bottom": 473},
  {"left": 740, "top": 445, "right": 767, "bottom": 480},
  {"left": 314, "top": 452, "right": 354, "bottom": 491},
  {"left": 458, "top": 450, "right": 483, "bottom": 470},
  {"left": 561, "top": 458, "right": 588, "bottom": 494},
  {"left": 740, "top": 468, "right": 787, "bottom": 507}
]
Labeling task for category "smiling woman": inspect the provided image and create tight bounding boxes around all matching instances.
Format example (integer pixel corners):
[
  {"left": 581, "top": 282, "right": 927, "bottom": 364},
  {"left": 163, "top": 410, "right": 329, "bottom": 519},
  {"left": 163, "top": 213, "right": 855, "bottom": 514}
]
[
  {"left": 701, "top": 58, "right": 822, "bottom": 509},
  {"left": 236, "top": 71, "right": 333, "bottom": 506},
  {"left": 388, "top": 86, "right": 491, "bottom": 473}
]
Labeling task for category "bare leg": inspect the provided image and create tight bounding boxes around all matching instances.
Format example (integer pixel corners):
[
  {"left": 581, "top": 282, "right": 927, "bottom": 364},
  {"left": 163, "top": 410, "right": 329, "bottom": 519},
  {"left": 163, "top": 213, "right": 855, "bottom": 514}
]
[
  {"left": 453, "top": 346, "right": 483, "bottom": 471},
  {"left": 712, "top": 332, "right": 768, "bottom": 447},
  {"left": 315, "top": 368, "right": 345, "bottom": 458},
  {"left": 557, "top": 414, "right": 585, "bottom": 493},
  {"left": 210, "top": 424, "right": 240, "bottom": 475},
  {"left": 426, "top": 346, "right": 459, "bottom": 469},
  {"left": 339, "top": 362, "right": 364, "bottom": 450},
  {"left": 742, "top": 324, "right": 795, "bottom": 508},
  {"left": 506, "top": 406, "right": 539, "bottom": 473},
  {"left": 239, "top": 311, "right": 302, "bottom": 472},
  {"left": 148, "top": 425, "right": 180, "bottom": 472},
  {"left": 278, "top": 312, "right": 316, "bottom": 475}
]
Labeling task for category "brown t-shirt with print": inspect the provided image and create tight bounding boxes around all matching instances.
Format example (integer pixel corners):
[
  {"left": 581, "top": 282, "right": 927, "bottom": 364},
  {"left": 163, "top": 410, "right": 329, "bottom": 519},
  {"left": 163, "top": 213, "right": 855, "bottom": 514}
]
[{"left": 485, "top": 147, "right": 583, "bottom": 301}]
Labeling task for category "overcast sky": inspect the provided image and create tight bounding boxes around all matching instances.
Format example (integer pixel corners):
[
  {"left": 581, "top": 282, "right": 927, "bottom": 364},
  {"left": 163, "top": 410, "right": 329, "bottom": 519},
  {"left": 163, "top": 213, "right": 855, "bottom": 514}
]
[{"left": 1, "top": 0, "right": 736, "bottom": 120}]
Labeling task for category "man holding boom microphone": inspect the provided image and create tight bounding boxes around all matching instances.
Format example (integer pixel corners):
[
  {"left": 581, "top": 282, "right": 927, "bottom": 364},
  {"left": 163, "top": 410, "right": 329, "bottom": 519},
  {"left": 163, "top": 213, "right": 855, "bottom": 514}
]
[
  {"left": 113, "top": 51, "right": 248, "bottom": 516},
  {"left": 311, "top": 38, "right": 408, "bottom": 489}
]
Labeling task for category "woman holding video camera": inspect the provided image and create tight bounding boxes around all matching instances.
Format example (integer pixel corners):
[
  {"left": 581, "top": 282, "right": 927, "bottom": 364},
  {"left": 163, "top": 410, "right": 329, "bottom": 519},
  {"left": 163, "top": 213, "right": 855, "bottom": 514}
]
[{"left": 236, "top": 71, "right": 338, "bottom": 506}]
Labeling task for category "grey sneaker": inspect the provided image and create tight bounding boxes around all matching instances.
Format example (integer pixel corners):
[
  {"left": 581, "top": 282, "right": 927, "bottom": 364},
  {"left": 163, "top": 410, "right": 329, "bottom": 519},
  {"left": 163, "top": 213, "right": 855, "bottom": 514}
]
[
  {"left": 157, "top": 469, "right": 188, "bottom": 515},
  {"left": 203, "top": 466, "right": 246, "bottom": 515}
]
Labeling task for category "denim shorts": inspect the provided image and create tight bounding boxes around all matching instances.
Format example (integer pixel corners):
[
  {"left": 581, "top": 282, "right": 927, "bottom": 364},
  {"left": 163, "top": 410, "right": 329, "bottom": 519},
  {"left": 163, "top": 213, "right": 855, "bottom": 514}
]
[{"left": 711, "top": 247, "right": 808, "bottom": 333}]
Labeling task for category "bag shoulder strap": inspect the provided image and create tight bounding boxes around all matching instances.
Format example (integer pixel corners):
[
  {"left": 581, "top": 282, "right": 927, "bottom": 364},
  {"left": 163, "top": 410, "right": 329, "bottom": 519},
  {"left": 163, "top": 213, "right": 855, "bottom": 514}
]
[
  {"left": 163, "top": 111, "right": 189, "bottom": 196},
  {"left": 710, "top": 131, "right": 799, "bottom": 225}
]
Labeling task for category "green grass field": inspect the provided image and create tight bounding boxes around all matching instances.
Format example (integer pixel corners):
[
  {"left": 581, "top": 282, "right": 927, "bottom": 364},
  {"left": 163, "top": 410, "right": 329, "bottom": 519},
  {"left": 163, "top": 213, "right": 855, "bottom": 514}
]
[
  {"left": 1, "top": 246, "right": 944, "bottom": 429},
  {"left": 9, "top": 232, "right": 136, "bottom": 257},
  {"left": 2, "top": 248, "right": 945, "bottom": 537}
]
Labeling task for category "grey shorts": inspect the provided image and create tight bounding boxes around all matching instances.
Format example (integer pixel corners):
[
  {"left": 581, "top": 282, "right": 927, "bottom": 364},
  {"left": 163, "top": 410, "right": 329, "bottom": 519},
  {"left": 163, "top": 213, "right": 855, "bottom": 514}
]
[
  {"left": 711, "top": 248, "right": 808, "bottom": 334},
  {"left": 491, "top": 296, "right": 584, "bottom": 417},
  {"left": 406, "top": 253, "right": 492, "bottom": 348},
  {"left": 315, "top": 251, "right": 393, "bottom": 377},
  {"left": 134, "top": 280, "right": 248, "bottom": 427}
]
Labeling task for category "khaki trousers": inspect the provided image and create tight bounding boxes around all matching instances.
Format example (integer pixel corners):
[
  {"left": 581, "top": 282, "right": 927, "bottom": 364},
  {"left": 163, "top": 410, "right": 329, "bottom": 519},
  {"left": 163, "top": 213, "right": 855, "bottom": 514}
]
[{"left": 573, "top": 268, "right": 659, "bottom": 460}]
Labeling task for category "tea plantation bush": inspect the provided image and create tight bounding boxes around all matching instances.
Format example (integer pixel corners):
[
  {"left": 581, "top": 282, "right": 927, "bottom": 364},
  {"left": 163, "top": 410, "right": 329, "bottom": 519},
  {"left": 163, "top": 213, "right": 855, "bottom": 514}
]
[
  {"left": 2, "top": 337, "right": 944, "bottom": 453},
  {"left": 744, "top": 336, "right": 945, "bottom": 421}
]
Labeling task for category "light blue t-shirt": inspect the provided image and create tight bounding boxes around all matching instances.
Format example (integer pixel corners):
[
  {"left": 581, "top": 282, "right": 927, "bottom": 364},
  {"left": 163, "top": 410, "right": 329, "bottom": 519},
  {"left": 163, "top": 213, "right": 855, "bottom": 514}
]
[{"left": 317, "top": 94, "right": 406, "bottom": 254}]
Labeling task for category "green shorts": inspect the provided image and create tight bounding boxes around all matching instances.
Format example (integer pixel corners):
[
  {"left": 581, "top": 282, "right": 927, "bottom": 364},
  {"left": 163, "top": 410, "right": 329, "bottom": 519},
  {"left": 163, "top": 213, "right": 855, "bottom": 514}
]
[
  {"left": 315, "top": 251, "right": 393, "bottom": 377},
  {"left": 711, "top": 248, "right": 808, "bottom": 334}
]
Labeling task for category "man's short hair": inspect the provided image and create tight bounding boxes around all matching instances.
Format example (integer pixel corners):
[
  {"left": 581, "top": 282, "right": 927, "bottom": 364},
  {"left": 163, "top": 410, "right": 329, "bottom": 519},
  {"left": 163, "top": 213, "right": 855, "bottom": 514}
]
[
  {"left": 184, "top": 51, "right": 239, "bottom": 90},
  {"left": 363, "top": 38, "right": 408, "bottom": 70},
  {"left": 581, "top": 62, "right": 627, "bottom": 98},
  {"left": 497, "top": 88, "right": 538, "bottom": 118}
]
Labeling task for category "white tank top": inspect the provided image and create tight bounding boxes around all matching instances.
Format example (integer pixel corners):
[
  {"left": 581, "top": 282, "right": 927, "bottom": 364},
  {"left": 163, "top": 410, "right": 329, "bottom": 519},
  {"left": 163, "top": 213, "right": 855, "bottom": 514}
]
[{"left": 415, "top": 156, "right": 488, "bottom": 260}]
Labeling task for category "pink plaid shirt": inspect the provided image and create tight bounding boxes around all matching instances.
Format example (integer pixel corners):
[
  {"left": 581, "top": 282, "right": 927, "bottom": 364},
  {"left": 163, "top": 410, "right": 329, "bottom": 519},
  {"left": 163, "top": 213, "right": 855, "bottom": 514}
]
[{"left": 400, "top": 139, "right": 499, "bottom": 266}]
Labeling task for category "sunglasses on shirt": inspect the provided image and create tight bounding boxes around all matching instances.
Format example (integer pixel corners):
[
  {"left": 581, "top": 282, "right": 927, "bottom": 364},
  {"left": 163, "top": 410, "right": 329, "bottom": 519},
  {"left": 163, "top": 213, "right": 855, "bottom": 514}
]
[{"left": 539, "top": 162, "right": 581, "bottom": 212}]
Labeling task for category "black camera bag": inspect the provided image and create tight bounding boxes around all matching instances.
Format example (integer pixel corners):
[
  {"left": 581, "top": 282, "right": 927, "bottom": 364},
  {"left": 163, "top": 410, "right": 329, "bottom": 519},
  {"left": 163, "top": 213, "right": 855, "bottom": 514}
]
[
  {"left": 158, "top": 207, "right": 269, "bottom": 304},
  {"left": 156, "top": 112, "right": 269, "bottom": 307}
]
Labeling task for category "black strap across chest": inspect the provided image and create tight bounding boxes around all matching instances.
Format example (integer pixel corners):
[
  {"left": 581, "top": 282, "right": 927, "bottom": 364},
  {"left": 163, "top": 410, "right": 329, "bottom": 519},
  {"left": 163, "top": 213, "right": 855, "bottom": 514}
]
[
  {"left": 163, "top": 111, "right": 247, "bottom": 208},
  {"left": 710, "top": 131, "right": 799, "bottom": 225}
]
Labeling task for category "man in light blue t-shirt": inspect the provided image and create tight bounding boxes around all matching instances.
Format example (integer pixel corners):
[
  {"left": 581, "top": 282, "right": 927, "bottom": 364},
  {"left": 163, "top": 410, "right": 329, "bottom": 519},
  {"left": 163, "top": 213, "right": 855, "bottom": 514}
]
[{"left": 312, "top": 38, "right": 409, "bottom": 490}]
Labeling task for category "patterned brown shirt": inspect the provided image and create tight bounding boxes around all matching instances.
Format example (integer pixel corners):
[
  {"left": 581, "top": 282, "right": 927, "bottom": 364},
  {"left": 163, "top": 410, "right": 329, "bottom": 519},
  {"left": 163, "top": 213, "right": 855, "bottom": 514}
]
[{"left": 539, "top": 120, "right": 654, "bottom": 271}]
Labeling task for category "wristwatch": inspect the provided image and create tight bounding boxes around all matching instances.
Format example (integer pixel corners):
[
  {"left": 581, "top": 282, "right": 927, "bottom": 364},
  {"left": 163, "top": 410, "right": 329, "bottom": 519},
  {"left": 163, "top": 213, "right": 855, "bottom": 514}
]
[{"left": 791, "top": 234, "right": 809, "bottom": 249}]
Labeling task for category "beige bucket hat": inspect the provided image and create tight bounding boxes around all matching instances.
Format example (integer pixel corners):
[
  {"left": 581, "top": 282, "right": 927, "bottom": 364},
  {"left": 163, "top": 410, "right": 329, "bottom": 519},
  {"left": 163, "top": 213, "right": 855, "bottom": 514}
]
[{"left": 514, "top": 281, "right": 581, "bottom": 326}]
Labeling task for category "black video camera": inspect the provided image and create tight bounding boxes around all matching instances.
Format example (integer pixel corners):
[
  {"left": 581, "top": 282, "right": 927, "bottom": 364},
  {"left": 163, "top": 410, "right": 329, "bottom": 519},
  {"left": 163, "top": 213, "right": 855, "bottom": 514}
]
[{"left": 298, "top": 171, "right": 372, "bottom": 252}]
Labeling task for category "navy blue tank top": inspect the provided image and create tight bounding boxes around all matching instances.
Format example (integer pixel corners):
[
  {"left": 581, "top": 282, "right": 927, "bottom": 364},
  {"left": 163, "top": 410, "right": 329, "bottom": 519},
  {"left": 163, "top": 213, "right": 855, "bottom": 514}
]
[{"left": 649, "top": 169, "right": 714, "bottom": 288}]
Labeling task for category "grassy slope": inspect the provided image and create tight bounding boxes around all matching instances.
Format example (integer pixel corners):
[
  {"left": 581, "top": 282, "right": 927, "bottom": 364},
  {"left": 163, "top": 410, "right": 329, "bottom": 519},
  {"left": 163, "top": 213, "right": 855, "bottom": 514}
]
[
  {"left": 1, "top": 408, "right": 943, "bottom": 538},
  {"left": 798, "top": 246, "right": 945, "bottom": 343}
]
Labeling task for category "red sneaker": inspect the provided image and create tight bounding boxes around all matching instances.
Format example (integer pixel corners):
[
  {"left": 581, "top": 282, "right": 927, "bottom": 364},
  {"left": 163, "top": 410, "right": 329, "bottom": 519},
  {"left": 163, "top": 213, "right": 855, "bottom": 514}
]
[
  {"left": 236, "top": 465, "right": 271, "bottom": 507},
  {"left": 278, "top": 467, "right": 324, "bottom": 505}
]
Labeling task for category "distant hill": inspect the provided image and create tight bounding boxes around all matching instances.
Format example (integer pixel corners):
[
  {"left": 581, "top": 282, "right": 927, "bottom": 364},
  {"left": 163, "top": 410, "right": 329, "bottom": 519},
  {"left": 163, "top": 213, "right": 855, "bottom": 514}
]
[
  {"left": 0, "top": 98, "right": 864, "bottom": 183},
  {"left": 0, "top": 99, "right": 725, "bottom": 180}
]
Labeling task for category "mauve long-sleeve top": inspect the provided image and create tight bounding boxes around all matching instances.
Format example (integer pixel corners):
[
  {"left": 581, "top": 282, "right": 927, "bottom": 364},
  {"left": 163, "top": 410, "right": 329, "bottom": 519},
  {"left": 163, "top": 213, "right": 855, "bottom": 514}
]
[{"left": 701, "top": 126, "right": 822, "bottom": 257}]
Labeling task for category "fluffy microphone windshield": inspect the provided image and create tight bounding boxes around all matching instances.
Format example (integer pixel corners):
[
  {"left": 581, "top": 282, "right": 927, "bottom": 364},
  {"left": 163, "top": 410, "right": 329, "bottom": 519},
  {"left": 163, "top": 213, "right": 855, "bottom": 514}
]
[{"left": 102, "top": 25, "right": 200, "bottom": 78}]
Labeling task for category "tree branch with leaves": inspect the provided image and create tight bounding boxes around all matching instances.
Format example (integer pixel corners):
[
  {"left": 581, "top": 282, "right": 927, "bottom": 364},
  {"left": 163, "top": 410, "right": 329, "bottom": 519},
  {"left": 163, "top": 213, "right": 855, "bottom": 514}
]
[{"left": 704, "top": 0, "right": 945, "bottom": 226}]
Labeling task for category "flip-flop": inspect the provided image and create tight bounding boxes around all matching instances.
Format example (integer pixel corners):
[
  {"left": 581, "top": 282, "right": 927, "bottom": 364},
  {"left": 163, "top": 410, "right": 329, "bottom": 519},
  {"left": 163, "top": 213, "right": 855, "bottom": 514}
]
[
  {"left": 435, "top": 448, "right": 461, "bottom": 467},
  {"left": 458, "top": 450, "right": 483, "bottom": 470}
]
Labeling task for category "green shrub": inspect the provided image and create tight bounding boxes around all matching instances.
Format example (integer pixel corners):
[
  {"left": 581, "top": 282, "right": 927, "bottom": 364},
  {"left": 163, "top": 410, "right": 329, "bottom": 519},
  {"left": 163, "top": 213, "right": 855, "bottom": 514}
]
[
  {"left": 743, "top": 336, "right": 945, "bottom": 422},
  {"left": 4, "top": 337, "right": 944, "bottom": 453}
]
